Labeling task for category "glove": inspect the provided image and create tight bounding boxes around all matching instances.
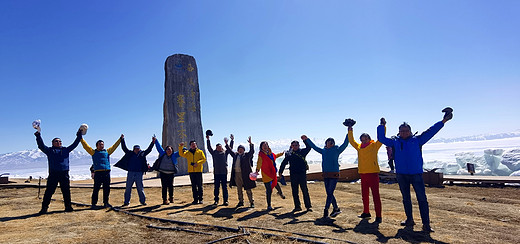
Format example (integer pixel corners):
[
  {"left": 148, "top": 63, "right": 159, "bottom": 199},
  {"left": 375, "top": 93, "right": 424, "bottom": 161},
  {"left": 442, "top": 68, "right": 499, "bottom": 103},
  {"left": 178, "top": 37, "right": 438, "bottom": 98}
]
[
  {"left": 343, "top": 118, "right": 356, "bottom": 127},
  {"left": 442, "top": 107, "right": 453, "bottom": 121}
]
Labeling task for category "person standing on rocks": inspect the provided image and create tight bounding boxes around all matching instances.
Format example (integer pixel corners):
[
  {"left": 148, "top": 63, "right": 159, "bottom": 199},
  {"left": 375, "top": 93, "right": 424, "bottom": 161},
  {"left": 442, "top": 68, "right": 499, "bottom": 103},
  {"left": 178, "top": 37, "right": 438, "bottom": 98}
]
[
  {"left": 34, "top": 128, "right": 83, "bottom": 214},
  {"left": 279, "top": 140, "right": 312, "bottom": 212},
  {"left": 302, "top": 125, "right": 349, "bottom": 219},
  {"left": 377, "top": 107, "right": 453, "bottom": 232},
  {"left": 115, "top": 135, "right": 155, "bottom": 206},
  {"left": 152, "top": 136, "right": 179, "bottom": 205},
  {"left": 227, "top": 136, "right": 256, "bottom": 208},
  {"left": 80, "top": 135, "right": 122, "bottom": 208},
  {"left": 347, "top": 119, "right": 383, "bottom": 223},
  {"left": 178, "top": 140, "right": 206, "bottom": 204}
]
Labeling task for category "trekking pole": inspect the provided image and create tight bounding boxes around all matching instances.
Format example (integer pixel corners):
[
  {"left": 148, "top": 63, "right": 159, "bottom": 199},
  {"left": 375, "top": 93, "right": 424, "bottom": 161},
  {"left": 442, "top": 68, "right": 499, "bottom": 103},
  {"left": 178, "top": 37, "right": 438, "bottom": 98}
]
[{"left": 37, "top": 177, "right": 42, "bottom": 199}]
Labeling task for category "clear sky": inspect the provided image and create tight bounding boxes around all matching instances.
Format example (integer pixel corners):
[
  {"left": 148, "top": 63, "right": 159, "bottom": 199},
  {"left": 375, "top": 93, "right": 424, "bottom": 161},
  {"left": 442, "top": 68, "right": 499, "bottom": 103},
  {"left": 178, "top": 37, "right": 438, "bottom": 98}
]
[{"left": 1, "top": 0, "right": 519, "bottom": 154}]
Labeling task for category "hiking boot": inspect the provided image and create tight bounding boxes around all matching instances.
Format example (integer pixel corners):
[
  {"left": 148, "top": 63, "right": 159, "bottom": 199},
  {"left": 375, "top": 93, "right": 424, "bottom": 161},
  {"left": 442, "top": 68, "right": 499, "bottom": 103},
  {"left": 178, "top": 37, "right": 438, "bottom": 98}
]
[
  {"left": 213, "top": 201, "right": 218, "bottom": 206},
  {"left": 277, "top": 192, "right": 286, "bottom": 199},
  {"left": 267, "top": 206, "right": 273, "bottom": 211},
  {"left": 323, "top": 209, "right": 329, "bottom": 218},
  {"left": 141, "top": 202, "right": 147, "bottom": 206},
  {"left": 422, "top": 225, "right": 435, "bottom": 233},
  {"left": 192, "top": 200, "right": 198, "bottom": 204},
  {"left": 169, "top": 197, "right": 174, "bottom": 203},
  {"left": 374, "top": 217, "right": 382, "bottom": 223},
  {"left": 198, "top": 200, "right": 203, "bottom": 204},
  {"left": 293, "top": 207, "right": 302, "bottom": 212},
  {"left": 121, "top": 203, "right": 129, "bottom": 207},
  {"left": 223, "top": 201, "right": 229, "bottom": 206},
  {"left": 104, "top": 203, "right": 112, "bottom": 208},
  {"left": 90, "top": 205, "right": 98, "bottom": 210},
  {"left": 250, "top": 203, "right": 255, "bottom": 208},
  {"left": 400, "top": 219, "right": 416, "bottom": 227},
  {"left": 306, "top": 207, "right": 313, "bottom": 212},
  {"left": 163, "top": 200, "right": 170, "bottom": 205},
  {"left": 65, "top": 207, "right": 74, "bottom": 212},
  {"left": 330, "top": 208, "right": 342, "bottom": 218},
  {"left": 236, "top": 202, "right": 244, "bottom": 208},
  {"left": 358, "top": 212, "right": 371, "bottom": 219}
]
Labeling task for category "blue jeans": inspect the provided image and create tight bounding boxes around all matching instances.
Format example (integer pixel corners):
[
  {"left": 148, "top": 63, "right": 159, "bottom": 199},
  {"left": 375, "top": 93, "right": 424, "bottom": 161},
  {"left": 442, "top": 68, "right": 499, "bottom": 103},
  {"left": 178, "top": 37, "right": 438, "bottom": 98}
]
[
  {"left": 124, "top": 171, "right": 146, "bottom": 205},
  {"left": 213, "top": 174, "right": 228, "bottom": 202},
  {"left": 396, "top": 173, "right": 430, "bottom": 226},
  {"left": 324, "top": 178, "right": 338, "bottom": 210}
]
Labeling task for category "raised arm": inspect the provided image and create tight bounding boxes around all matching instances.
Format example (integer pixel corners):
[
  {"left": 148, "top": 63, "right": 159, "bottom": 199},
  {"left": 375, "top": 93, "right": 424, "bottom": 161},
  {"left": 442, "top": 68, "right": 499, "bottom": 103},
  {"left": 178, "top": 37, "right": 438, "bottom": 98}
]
[
  {"left": 417, "top": 121, "right": 444, "bottom": 146},
  {"left": 302, "top": 135, "right": 323, "bottom": 154},
  {"left": 34, "top": 132, "right": 49, "bottom": 153},
  {"left": 337, "top": 131, "right": 349, "bottom": 153},
  {"left": 66, "top": 129, "right": 83, "bottom": 152},
  {"left": 154, "top": 138, "right": 165, "bottom": 156},
  {"left": 142, "top": 137, "right": 155, "bottom": 156},
  {"left": 121, "top": 135, "right": 130, "bottom": 153},
  {"left": 347, "top": 128, "right": 360, "bottom": 150},
  {"left": 80, "top": 138, "right": 95, "bottom": 156},
  {"left": 107, "top": 136, "right": 122, "bottom": 155},
  {"left": 206, "top": 136, "right": 214, "bottom": 154},
  {"left": 377, "top": 118, "right": 393, "bottom": 147},
  {"left": 178, "top": 143, "right": 189, "bottom": 158}
]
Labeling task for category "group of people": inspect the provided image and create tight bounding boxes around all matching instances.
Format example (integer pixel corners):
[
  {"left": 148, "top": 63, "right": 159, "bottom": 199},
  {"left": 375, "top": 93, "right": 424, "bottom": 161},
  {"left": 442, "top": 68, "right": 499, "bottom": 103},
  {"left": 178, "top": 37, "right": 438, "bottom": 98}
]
[{"left": 34, "top": 108, "right": 452, "bottom": 233}]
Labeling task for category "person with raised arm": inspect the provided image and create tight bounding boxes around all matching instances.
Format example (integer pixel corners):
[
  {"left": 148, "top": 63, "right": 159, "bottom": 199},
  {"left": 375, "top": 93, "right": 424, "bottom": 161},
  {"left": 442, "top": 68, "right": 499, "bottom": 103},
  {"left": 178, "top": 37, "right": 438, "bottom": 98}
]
[
  {"left": 279, "top": 140, "right": 312, "bottom": 212},
  {"left": 115, "top": 135, "right": 155, "bottom": 206},
  {"left": 206, "top": 133, "right": 233, "bottom": 206},
  {"left": 255, "top": 141, "right": 285, "bottom": 211},
  {"left": 227, "top": 136, "right": 256, "bottom": 208},
  {"left": 178, "top": 140, "right": 206, "bottom": 204},
  {"left": 35, "top": 127, "right": 83, "bottom": 214},
  {"left": 302, "top": 123, "right": 349, "bottom": 219},
  {"left": 80, "top": 134, "right": 122, "bottom": 208},
  {"left": 377, "top": 107, "right": 453, "bottom": 232},
  {"left": 346, "top": 118, "right": 383, "bottom": 223},
  {"left": 152, "top": 136, "right": 179, "bottom": 205}
]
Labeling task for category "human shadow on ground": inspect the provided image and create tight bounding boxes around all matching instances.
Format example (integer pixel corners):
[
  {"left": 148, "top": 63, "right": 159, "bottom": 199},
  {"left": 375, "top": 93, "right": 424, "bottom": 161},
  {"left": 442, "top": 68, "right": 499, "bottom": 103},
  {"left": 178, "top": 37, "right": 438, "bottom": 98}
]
[
  {"left": 313, "top": 217, "right": 352, "bottom": 233},
  {"left": 145, "top": 203, "right": 193, "bottom": 213},
  {"left": 165, "top": 204, "right": 218, "bottom": 216},
  {"left": 124, "top": 204, "right": 161, "bottom": 213},
  {"left": 392, "top": 227, "right": 448, "bottom": 244},
  {"left": 353, "top": 219, "right": 389, "bottom": 243},
  {"left": 0, "top": 208, "right": 90, "bottom": 222},
  {"left": 236, "top": 207, "right": 281, "bottom": 222}
]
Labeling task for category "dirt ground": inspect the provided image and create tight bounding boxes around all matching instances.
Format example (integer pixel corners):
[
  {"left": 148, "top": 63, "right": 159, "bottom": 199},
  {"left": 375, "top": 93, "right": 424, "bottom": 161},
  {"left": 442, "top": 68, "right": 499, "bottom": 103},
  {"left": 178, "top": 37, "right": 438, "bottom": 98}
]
[{"left": 1, "top": 181, "right": 519, "bottom": 244}]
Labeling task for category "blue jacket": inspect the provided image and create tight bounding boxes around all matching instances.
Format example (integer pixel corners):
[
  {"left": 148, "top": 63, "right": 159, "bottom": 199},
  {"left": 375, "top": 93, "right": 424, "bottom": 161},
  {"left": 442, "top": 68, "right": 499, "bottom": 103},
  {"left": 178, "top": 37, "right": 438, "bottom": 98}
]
[
  {"left": 305, "top": 134, "right": 349, "bottom": 173},
  {"left": 377, "top": 121, "right": 444, "bottom": 175},
  {"left": 36, "top": 133, "right": 82, "bottom": 173},
  {"left": 153, "top": 140, "right": 179, "bottom": 173}
]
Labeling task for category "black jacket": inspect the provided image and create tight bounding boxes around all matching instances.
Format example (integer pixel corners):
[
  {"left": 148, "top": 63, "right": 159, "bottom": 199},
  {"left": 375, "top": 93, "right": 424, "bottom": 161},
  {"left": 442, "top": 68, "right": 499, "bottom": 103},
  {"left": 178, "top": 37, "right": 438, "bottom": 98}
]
[
  {"left": 114, "top": 138, "right": 153, "bottom": 172},
  {"left": 227, "top": 143, "right": 256, "bottom": 190},
  {"left": 279, "top": 147, "right": 311, "bottom": 175}
]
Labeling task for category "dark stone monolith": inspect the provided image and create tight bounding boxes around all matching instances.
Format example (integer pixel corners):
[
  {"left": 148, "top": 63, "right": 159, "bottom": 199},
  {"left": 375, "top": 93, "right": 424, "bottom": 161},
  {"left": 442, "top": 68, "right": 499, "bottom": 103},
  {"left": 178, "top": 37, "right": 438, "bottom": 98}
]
[{"left": 163, "top": 54, "right": 207, "bottom": 175}]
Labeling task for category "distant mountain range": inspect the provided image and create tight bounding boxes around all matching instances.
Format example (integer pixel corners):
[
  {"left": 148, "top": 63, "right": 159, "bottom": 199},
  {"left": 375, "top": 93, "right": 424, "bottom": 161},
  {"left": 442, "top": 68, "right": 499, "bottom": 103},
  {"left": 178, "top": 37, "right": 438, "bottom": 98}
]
[{"left": 430, "top": 131, "right": 520, "bottom": 143}]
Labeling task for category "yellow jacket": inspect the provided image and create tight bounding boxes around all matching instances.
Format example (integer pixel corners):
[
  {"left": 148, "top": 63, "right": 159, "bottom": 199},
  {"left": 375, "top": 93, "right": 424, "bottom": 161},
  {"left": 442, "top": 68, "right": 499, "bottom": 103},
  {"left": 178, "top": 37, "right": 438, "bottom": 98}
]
[
  {"left": 178, "top": 145, "right": 206, "bottom": 173},
  {"left": 256, "top": 151, "right": 284, "bottom": 183},
  {"left": 348, "top": 129, "right": 382, "bottom": 174}
]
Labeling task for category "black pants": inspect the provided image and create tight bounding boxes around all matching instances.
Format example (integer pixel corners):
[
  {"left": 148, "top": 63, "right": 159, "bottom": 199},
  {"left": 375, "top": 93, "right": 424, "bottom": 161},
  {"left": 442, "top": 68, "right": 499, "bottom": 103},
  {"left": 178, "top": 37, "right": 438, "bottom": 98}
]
[
  {"left": 264, "top": 182, "right": 273, "bottom": 207},
  {"left": 213, "top": 173, "right": 228, "bottom": 202},
  {"left": 160, "top": 172, "right": 174, "bottom": 201},
  {"left": 42, "top": 170, "right": 71, "bottom": 210},
  {"left": 92, "top": 170, "right": 111, "bottom": 205},
  {"left": 291, "top": 173, "right": 312, "bottom": 209},
  {"left": 189, "top": 172, "right": 203, "bottom": 202}
]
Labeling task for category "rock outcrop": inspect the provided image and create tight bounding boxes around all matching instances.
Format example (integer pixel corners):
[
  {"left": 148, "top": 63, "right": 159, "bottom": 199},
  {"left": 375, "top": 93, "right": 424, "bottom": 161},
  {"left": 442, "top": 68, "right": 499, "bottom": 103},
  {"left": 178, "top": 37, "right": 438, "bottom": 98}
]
[{"left": 162, "top": 54, "right": 207, "bottom": 174}]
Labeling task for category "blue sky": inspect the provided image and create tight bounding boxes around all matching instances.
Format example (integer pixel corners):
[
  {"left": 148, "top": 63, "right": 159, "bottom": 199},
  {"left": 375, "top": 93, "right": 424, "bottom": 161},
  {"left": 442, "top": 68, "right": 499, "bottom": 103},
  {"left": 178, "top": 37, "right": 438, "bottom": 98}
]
[{"left": 1, "top": 0, "right": 519, "bottom": 154}]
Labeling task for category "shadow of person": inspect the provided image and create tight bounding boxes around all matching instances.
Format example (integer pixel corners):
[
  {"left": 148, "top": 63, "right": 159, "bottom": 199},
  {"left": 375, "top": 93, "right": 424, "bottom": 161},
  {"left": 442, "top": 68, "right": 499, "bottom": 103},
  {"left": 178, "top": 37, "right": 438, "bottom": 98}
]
[
  {"left": 313, "top": 217, "right": 351, "bottom": 233},
  {"left": 353, "top": 219, "right": 389, "bottom": 243},
  {"left": 0, "top": 212, "right": 43, "bottom": 222},
  {"left": 212, "top": 207, "right": 238, "bottom": 219},
  {"left": 236, "top": 207, "right": 280, "bottom": 222},
  {"left": 125, "top": 204, "right": 161, "bottom": 213},
  {"left": 394, "top": 226, "right": 448, "bottom": 244}
]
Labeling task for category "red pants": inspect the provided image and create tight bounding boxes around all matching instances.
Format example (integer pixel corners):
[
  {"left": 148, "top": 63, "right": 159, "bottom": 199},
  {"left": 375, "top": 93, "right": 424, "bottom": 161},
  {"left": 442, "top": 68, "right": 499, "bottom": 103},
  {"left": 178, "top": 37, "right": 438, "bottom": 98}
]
[{"left": 360, "top": 173, "right": 382, "bottom": 217}]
